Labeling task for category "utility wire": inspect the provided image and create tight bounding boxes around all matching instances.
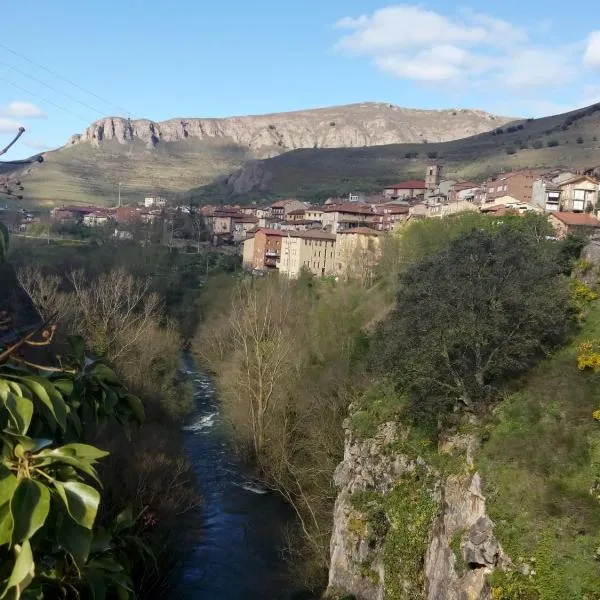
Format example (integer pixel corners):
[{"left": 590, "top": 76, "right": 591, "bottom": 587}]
[
  {"left": 0, "top": 75, "right": 90, "bottom": 123},
  {"left": 0, "top": 58, "right": 107, "bottom": 117},
  {"left": 0, "top": 41, "right": 132, "bottom": 117}
]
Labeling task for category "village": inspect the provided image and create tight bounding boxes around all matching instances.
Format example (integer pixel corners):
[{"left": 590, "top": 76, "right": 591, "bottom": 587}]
[{"left": 5, "top": 162, "right": 600, "bottom": 280}]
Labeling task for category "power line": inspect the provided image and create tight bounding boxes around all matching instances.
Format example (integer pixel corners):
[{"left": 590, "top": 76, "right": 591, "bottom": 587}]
[
  {"left": 0, "top": 41, "right": 131, "bottom": 117},
  {"left": 0, "top": 58, "right": 107, "bottom": 117},
  {"left": 0, "top": 75, "right": 90, "bottom": 123}
]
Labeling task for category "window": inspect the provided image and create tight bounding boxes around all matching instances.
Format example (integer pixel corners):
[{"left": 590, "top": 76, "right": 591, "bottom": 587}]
[
  {"left": 574, "top": 189, "right": 586, "bottom": 200},
  {"left": 573, "top": 199, "right": 585, "bottom": 211}
]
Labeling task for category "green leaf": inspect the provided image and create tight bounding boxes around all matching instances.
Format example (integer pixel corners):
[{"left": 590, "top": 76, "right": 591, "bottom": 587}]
[
  {"left": 114, "top": 507, "right": 133, "bottom": 532},
  {"left": 88, "top": 363, "right": 120, "bottom": 385},
  {"left": 0, "top": 380, "right": 9, "bottom": 403},
  {"left": 4, "top": 394, "right": 33, "bottom": 435},
  {"left": 54, "top": 444, "right": 109, "bottom": 462},
  {"left": 51, "top": 378, "right": 74, "bottom": 396},
  {"left": 0, "top": 502, "right": 13, "bottom": 547},
  {"left": 10, "top": 479, "right": 50, "bottom": 544},
  {"left": 124, "top": 394, "right": 145, "bottom": 423},
  {"left": 57, "top": 513, "right": 92, "bottom": 570},
  {"left": 0, "top": 468, "right": 17, "bottom": 546},
  {"left": 0, "top": 467, "right": 17, "bottom": 506},
  {"left": 34, "top": 453, "right": 101, "bottom": 486},
  {"left": 0, "top": 540, "right": 34, "bottom": 600},
  {"left": 52, "top": 480, "right": 100, "bottom": 530},
  {"left": 67, "top": 336, "right": 86, "bottom": 366},
  {"left": 17, "top": 376, "right": 67, "bottom": 432}
]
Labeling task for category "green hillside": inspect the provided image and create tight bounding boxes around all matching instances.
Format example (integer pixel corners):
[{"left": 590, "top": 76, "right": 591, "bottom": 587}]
[
  {"left": 193, "top": 103, "right": 600, "bottom": 203},
  {"left": 16, "top": 138, "right": 251, "bottom": 208}
]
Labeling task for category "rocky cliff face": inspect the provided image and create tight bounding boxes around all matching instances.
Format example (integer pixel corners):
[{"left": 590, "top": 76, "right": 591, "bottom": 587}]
[
  {"left": 327, "top": 422, "right": 509, "bottom": 600},
  {"left": 67, "top": 103, "right": 510, "bottom": 154}
]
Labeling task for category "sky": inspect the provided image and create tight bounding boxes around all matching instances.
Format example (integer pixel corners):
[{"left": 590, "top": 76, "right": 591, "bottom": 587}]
[{"left": 1, "top": 0, "right": 600, "bottom": 158}]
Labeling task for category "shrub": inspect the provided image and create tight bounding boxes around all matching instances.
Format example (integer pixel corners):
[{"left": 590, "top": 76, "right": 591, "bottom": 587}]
[
  {"left": 577, "top": 136, "right": 584, "bottom": 144},
  {"left": 533, "top": 140, "right": 544, "bottom": 149},
  {"left": 404, "top": 151, "right": 418, "bottom": 159},
  {"left": 427, "top": 151, "right": 438, "bottom": 159},
  {"left": 507, "top": 126, "right": 517, "bottom": 133},
  {"left": 495, "top": 128, "right": 505, "bottom": 135},
  {"left": 506, "top": 147, "right": 517, "bottom": 155},
  {"left": 547, "top": 140, "right": 559, "bottom": 147}
]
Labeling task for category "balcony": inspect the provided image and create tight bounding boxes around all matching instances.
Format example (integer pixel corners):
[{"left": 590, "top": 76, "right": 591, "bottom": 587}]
[{"left": 265, "top": 251, "right": 280, "bottom": 258}]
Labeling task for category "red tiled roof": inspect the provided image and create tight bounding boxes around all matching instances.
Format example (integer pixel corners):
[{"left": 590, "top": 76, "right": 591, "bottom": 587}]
[
  {"left": 287, "top": 209, "right": 306, "bottom": 215},
  {"left": 386, "top": 180, "right": 427, "bottom": 190},
  {"left": 551, "top": 212, "right": 600, "bottom": 227}
]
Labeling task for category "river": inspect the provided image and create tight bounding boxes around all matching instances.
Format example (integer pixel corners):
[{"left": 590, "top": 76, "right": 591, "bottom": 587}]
[{"left": 175, "top": 357, "right": 299, "bottom": 599}]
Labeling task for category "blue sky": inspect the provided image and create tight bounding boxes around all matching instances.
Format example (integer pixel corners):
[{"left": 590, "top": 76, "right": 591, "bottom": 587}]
[{"left": 1, "top": 0, "right": 600, "bottom": 158}]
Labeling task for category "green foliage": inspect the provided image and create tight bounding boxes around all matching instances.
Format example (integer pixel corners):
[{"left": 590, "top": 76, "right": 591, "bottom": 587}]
[
  {"left": 478, "top": 302, "right": 600, "bottom": 598},
  {"left": 0, "top": 335, "right": 147, "bottom": 598},
  {"left": 449, "top": 529, "right": 466, "bottom": 575},
  {"left": 489, "top": 569, "right": 540, "bottom": 600},
  {"left": 377, "top": 227, "right": 571, "bottom": 421},
  {"left": 383, "top": 472, "right": 438, "bottom": 600},
  {"left": 349, "top": 381, "right": 404, "bottom": 438}
]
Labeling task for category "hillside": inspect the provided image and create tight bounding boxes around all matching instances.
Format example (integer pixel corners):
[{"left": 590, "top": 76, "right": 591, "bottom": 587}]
[
  {"left": 193, "top": 102, "right": 600, "bottom": 202},
  {"left": 7, "top": 103, "right": 510, "bottom": 206}
]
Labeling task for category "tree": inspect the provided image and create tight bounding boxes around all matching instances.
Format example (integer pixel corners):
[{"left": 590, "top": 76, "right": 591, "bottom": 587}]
[
  {"left": 377, "top": 228, "right": 571, "bottom": 419},
  {"left": 0, "top": 230, "right": 149, "bottom": 598}
]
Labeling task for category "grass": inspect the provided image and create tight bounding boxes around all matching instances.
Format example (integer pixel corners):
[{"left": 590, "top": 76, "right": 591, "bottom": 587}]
[{"left": 477, "top": 301, "right": 600, "bottom": 599}]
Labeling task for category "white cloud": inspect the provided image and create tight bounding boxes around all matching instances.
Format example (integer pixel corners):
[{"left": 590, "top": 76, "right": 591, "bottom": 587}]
[
  {"left": 0, "top": 101, "right": 47, "bottom": 119},
  {"left": 334, "top": 4, "right": 591, "bottom": 95},
  {"left": 0, "top": 117, "right": 22, "bottom": 133},
  {"left": 584, "top": 31, "right": 600, "bottom": 68}
]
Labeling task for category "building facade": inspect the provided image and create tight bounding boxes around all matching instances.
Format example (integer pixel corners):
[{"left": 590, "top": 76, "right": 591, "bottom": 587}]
[{"left": 278, "top": 230, "right": 336, "bottom": 278}]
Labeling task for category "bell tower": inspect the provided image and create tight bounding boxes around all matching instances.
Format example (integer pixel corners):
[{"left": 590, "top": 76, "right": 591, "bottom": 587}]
[{"left": 425, "top": 163, "right": 443, "bottom": 191}]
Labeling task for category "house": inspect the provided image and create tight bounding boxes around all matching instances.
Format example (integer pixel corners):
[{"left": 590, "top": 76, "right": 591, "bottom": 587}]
[
  {"left": 335, "top": 228, "right": 384, "bottom": 280},
  {"left": 278, "top": 230, "right": 336, "bottom": 278},
  {"left": 372, "top": 204, "right": 409, "bottom": 231},
  {"left": 305, "top": 208, "right": 324, "bottom": 222},
  {"left": 448, "top": 181, "right": 479, "bottom": 203},
  {"left": 232, "top": 215, "right": 259, "bottom": 242},
  {"left": 270, "top": 199, "right": 307, "bottom": 219},
  {"left": 548, "top": 212, "right": 600, "bottom": 238},
  {"left": 532, "top": 179, "right": 562, "bottom": 212},
  {"left": 144, "top": 196, "right": 167, "bottom": 208},
  {"left": 557, "top": 175, "right": 599, "bottom": 212},
  {"left": 286, "top": 209, "right": 306, "bottom": 221},
  {"left": 244, "top": 228, "right": 287, "bottom": 271},
  {"left": 50, "top": 206, "right": 94, "bottom": 223},
  {"left": 382, "top": 180, "right": 427, "bottom": 200},
  {"left": 483, "top": 195, "right": 542, "bottom": 214},
  {"left": 83, "top": 211, "right": 112, "bottom": 227},
  {"left": 322, "top": 203, "right": 375, "bottom": 233},
  {"left": 484, "top": 169, "right": 539, "bottom": 204}
]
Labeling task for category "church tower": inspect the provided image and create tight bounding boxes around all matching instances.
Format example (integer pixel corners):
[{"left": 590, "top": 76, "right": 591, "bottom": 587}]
[{"left": 425, "top": 163, "right": 443, "bottom": 191}]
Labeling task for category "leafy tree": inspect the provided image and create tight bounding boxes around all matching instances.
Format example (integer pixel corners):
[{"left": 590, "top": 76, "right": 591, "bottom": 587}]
[
  {"left": 377, "top": 228, "right": 571, "bottom": 420},
  {"left": 0, "top": 230, "right": 149, "bottom": 598}
]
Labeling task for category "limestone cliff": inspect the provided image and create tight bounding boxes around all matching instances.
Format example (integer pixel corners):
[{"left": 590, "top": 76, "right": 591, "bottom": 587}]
[
  {"left": 327, "top": 422, "right": 509, "bottom": 600},
  {"left": 67, "top": 103, "right": 510, "bottom": 154}
]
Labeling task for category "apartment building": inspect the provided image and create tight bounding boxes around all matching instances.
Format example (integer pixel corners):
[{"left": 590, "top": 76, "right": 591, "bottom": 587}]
[
  {"left": 278, "top": 230, "right": 336, "bottom": 278},
  {"left": 485, "top": 169, "right": 539, "bottom": 204}
]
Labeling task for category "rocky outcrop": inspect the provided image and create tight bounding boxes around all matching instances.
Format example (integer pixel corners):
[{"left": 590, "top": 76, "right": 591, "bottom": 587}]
[
  {"left": 327, "top": 422, "right": 509, "bottom": 600},
  {"left": 67, "top": 103, "right": 511, "bottom": 153}
]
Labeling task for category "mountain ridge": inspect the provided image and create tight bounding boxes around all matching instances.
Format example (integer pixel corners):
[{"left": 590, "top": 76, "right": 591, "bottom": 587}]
[{"left": 4, "top": 102, "right": 515, "bottom": 206}]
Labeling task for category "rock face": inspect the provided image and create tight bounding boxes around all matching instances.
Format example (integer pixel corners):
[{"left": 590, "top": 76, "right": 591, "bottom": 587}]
[
  {"left": 327, "top": 422, "right": 509, "bottom": 600},
  {"left": 67, "top": 103, "right": 511, "bottom": 154}
]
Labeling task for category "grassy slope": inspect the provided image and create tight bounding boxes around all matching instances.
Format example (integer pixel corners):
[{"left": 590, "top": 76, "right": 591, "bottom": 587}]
[
  {"left": 478, "top": 303, "right": 600, "bottom": 598},
  {"left": 18, "top": 138, "right": 251, "bottom": 207},
  {"left": 200, "top": 103, "right": 600, "bottom": 202}
]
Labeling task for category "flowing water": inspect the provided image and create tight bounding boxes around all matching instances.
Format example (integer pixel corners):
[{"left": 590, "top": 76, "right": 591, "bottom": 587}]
[{"left": 176, "top": 356, "right": 297, "bottom": 599}]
